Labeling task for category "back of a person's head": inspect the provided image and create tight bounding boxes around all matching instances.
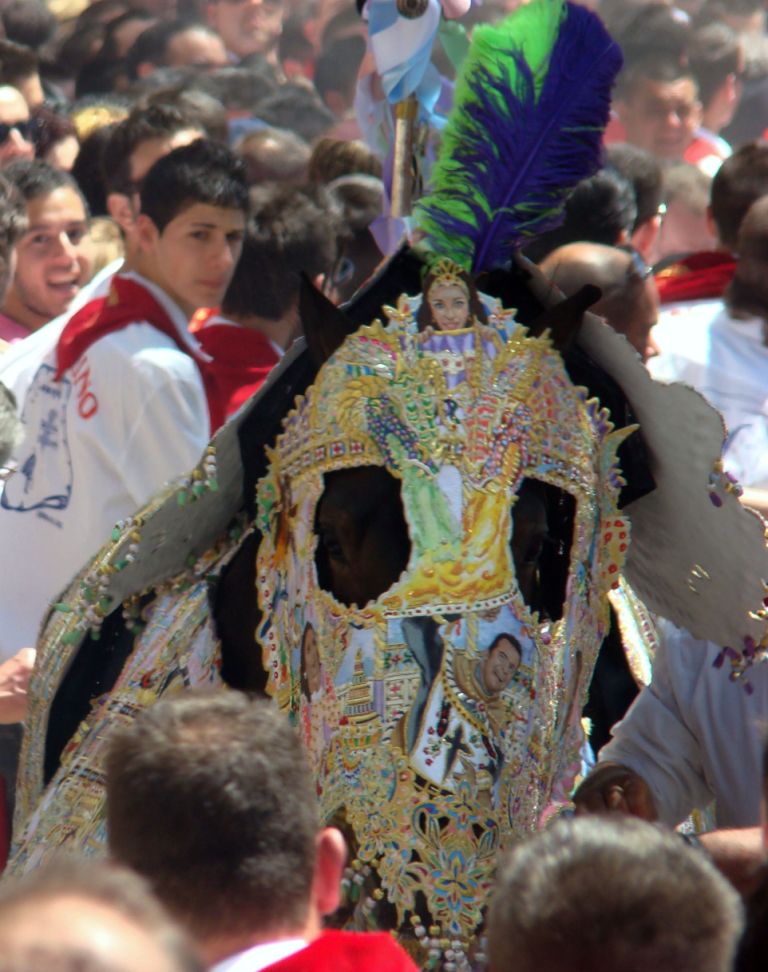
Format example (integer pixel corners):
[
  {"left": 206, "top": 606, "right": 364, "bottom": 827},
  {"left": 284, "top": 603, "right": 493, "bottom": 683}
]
[
  {"left": 487, "top": 816, "right": 743, "bottom": 972},
  {"left": 326, "top": 174, "right": 384, "bottom": 235},
  {"left": 606, "top": 143, "right": 664, "bottom": 231},
  {"left": 0, "top": 858, "right": 202, "bottom": 972},
  {"left": 207, "top": 67, "right": 275, "bottom": 114},
  {"left": 525, "top": 167, "right": 637, "bottom": 263},
  {"left": 236, "top": 126, "right": 310, "bottom": 185},
  {"left": 308, "top": 136, "right": 383, "bottom": 186},
  {"left": 711, "top": 143, "right": 768, "bottom": 251},
  {"left": 690, "top": 21, "right": 743, "bottom": 110},
  {"left": 1, "top": 0, "right": 57, "bottom": 51},
  {"left": 255, "top": 83, "right": 335, "bottom": 145},
  {"left": 102, "top": 103, "right": 200, "bottom": 196},
  {"left": 664, "top": 161, "right": 712, "bottom": 217},
  {"left": 106, "top": 691, "right": 319, "bottom": 942},
  {"left": 0, "top": 39, "right": 38, "bottom": 90},
  {"left": 726, "top": 195, "right": 768, "bottom": 321},
  {"left": 139, "top": 139, "right": 247, "bottom": 233},
  {"left": 222, "top": 183, "right": 340, "bottom": 320},
  {"left": 313, "top": 35, "right": 366, "bottom": 103},
  {"left": 4, "top": 159, "right": 84, "bottom": 207},
  {"left": 139, "top": 85, "right": 228, "bottom": 144}
]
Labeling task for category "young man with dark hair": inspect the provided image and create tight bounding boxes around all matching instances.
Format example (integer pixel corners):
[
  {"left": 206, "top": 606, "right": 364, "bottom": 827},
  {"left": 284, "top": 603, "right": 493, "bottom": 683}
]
[
  {"left": 652, "top": 144, "right": 768, "bottom": 304},
  {"left": 203, "top": 183, "right": 341, "bottom": 353},
  {"left": 487, "top": 816, "right": 743, "bottom": 972},
  {"left": 0, "top": 139, "right": 247, "bottom": 664},
  {"left": 102, "top": 103, "right": 204, "bottom": 269},
  {"left": 106, "top": 690, "right": 418, "bottom": 971},
  {"left": 0, "top": 160, "right": 91, "bottom": 340}
]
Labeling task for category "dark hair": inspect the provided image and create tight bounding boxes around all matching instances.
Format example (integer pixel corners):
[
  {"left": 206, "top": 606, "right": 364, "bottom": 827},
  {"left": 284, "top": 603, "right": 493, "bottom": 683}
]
[
  {"left": 255, "top": 83, "right": 335, "bottom": 145},
  {"left": 140, "top": 138, "right": 248, "bottom": 233},
  {"left": 102, "top": 103, "right": 200, "bottom": 196},
  {"left": 314, "top": 35, "right": 366, "bottom": 104},
  {"left": 236, "top": 126, "right": 310, "bottom": 185},
  {"left": 100, "top": 9, "right": 157, "bottom": 62},
  {"left": 488, "top": 632, "right": 522, "bottom": 655},
  {"left": 710, "top": 143, "right": 768, "bottom": 251},
  {"left": 725, "top": 196, "right": 768, "bottom": 326},
  {"left": 71, "top": 122, "right": 118, "bottom": 217},
  {"left": 416, "top": 264, "right": 488, "bottom": 330},
  {"left": 1, "top": 1, "right": 57, "bottom": 50},
  {"left": 0, "top": 174, "right": 26, "bottom": 301},
  {"left": 612, "top": 6, "right": 691, "bottom": 78},
  {"left": 308, "top": 137, "right": 382, "bottom": 185},
  {"left": 207, "top": 66, "right": 276, "bottom": 113},
  {"left": 524, "top": 167, "right": 637, "bottom": 263},
  {"left": 299, "top": 622, "right": 317, "bottom": 701},
  {"left": 617, "top": 53, "right": 698, "bottom": 103},
  {"left": 124, "top": 19, "right": 218, "bottom": 81},
  {"left": 488, "top": 816, "right": 742, "bottom": 972},
  {"left": 29, "top": 106, "right": 78, "bottom": 163},
  {"left": 138, "top": 85, "right": 228, "bottom": 144},
  {"left": 106, "top": 690, "right": 319, "bottom": 939},
  {"left": 125, "top": 20, "right": 186, "bottom": 81},
  {"left": 690, "top": 22, "right": 742, "bottom": 110},
  {"left": 222, "top": 183, "right": 340, "bottom": 320},
  {"left": 0, "top": 858, "right": 202, "bottom": 972},
  {"left": 0, "top": 39, "right": 38, "bottom": 88},
  {"left": 606, "top": 144, "right": 664, "bottom": 231},
  {"left": 3, "top": 159, "right": 85, "bottom": 209}
]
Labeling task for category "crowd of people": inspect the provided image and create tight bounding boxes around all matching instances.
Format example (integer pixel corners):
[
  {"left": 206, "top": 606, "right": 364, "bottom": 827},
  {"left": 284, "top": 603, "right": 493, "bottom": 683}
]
[{"left": 0, "top": 0, "right": 767, "bottom": 969}]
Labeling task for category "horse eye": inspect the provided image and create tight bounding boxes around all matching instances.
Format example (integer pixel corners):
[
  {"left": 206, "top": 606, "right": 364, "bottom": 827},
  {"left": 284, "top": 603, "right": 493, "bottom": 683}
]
[{"left": 319, "top": 531, "right": 345, "bottom": 562}]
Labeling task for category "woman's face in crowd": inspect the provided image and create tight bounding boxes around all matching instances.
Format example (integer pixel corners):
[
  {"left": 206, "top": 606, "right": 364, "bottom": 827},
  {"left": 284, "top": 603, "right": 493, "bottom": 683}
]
[{"left": 428, "top": 282, "right": 471, "bottom": 330}]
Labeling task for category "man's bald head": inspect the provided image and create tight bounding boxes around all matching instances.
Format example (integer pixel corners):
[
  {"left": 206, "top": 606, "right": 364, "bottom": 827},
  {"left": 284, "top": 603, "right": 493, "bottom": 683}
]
[{"left": 539, "top": 242, "right": 659, "bottom": 363}]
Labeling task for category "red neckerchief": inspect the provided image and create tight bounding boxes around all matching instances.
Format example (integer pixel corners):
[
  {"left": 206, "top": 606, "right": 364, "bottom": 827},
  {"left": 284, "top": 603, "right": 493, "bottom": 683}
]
[
  {"left": 194, "top": 320, "right": 279, "bottom": 420},
  {"left": 654, "top": 251, "right": 736, "bottom": 305},
  {"left": 57, "top": 279, "right": 280, "bottom": 431}
]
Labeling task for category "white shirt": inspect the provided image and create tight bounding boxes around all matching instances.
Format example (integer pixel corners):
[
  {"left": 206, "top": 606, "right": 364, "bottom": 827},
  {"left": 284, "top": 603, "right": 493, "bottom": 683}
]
[
  {"left": 0, "top": 270, "right": 210, "bottom": 660},
  {"left": 211, "top": 939, "right": 307, "bottom": 972},
  {"left": 649, "top": 300, "right": 768, "bottom": 487},
  {"left": 600, "top": 620, "right": 767, "bottom": 828}
]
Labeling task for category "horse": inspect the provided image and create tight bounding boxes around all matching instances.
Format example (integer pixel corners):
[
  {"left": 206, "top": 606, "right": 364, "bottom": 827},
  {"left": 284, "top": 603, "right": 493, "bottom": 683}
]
[{"left": 10, "top": 250, "right": 656, "bottom": 967}]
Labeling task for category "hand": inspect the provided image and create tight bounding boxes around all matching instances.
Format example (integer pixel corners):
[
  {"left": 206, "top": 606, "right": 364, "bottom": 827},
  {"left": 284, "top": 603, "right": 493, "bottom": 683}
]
[
  {"left": 573, "top": 761, "right": 658, "bottom": 821},
  {"left": 0, "top": 648, "right": 35, "bottom": 724}
]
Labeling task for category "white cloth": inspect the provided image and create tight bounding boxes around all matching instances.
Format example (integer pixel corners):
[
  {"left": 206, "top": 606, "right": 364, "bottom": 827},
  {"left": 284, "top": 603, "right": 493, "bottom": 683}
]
[
  {"left": 0, "top": 270, "right": 210, "bottom": 660},
  {"left": 649, "top": 300, "right": 768, "bottom": 487},
  {"left": 600, "top": 619, "right": 767, "bottom": 828},
  {"left": 211, "top": 939, "right": 307, "bottom": 972}
]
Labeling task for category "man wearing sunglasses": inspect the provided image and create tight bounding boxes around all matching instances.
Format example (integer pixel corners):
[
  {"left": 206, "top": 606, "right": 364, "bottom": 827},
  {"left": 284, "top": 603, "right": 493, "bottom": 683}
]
[{"left": 0, "top": 87, "right": 33, "bottom": 170}]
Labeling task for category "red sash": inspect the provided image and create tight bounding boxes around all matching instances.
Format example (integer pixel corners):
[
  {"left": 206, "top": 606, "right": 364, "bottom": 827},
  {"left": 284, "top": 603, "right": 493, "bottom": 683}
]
[
  {"left": 194, "top": 321, "right": 279, "bottom": 419},
  {"left": 654, "top": 251, "right": 736, "bottom": 305},
  {"left": 56, "top": 277, "right": 278, "bottom": 433}
]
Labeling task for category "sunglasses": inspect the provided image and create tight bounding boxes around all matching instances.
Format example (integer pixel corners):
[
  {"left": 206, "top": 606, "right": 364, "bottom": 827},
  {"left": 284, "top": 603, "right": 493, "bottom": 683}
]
[{"left": 0, "top": 120, "right": 32, "bottom": 146}]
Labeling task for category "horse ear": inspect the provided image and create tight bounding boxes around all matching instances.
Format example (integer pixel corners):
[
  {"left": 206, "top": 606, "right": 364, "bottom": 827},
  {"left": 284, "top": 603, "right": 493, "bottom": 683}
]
[
  {"left": 299, "top": 274, "right": 357, "bottom": 367},
  {"left": 527, "top": 284, "right": 601, "bottom": 353}
]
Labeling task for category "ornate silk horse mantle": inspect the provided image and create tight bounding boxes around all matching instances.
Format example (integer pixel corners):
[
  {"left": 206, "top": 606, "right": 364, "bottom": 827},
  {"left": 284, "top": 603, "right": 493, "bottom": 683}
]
[{"left": 10, "top": 260, "right": 768, "bottom": 970}]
